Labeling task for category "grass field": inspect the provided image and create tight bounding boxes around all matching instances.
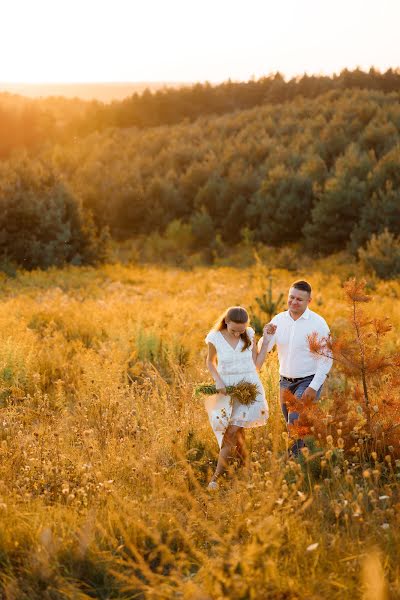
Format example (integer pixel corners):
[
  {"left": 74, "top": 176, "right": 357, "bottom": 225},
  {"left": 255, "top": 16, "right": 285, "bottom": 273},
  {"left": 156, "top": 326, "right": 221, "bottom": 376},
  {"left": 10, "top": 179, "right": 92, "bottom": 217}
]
[{"left": 0, "top": 261, "right": 399, "bottom": 599}]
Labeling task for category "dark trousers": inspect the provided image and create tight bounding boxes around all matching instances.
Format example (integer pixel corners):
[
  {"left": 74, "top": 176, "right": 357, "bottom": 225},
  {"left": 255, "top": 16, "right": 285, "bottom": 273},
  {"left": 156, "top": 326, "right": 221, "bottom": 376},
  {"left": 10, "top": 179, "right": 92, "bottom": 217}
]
[{"left": 279, "top": 374, "right": 322, "bottom": 455}]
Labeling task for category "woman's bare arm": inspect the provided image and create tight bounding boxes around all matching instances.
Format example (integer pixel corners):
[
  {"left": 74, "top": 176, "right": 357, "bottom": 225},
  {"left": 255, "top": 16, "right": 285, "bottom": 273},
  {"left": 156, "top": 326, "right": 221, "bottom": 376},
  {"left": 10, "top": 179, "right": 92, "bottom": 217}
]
[
  {"left": 206, "top": 342, "right": 226, "bottom": 394},
  {"left": 253, "top": 323, "right": 277, "bottom": 371}
]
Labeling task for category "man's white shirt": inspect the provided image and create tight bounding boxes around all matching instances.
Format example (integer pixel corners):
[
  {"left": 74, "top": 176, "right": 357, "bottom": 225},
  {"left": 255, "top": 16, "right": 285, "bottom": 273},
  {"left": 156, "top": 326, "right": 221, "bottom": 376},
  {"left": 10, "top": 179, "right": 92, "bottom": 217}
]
[{"left": 258, "top": 307, "right": 332, "bottom": 391}]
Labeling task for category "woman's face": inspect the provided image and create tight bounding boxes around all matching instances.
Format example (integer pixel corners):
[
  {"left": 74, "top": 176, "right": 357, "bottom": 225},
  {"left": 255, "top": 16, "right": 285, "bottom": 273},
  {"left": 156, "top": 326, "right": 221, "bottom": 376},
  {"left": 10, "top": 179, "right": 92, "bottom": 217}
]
[{"left": 225, "top": 320, "right": 247, "bottom": 337}]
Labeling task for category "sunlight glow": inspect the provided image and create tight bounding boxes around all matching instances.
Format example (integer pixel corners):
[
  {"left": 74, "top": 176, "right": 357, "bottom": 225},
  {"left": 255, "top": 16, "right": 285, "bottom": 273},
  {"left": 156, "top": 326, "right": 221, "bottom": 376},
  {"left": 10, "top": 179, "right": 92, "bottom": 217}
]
[{"left": 1, "top": 0, "right": 399, "bottom": 83}]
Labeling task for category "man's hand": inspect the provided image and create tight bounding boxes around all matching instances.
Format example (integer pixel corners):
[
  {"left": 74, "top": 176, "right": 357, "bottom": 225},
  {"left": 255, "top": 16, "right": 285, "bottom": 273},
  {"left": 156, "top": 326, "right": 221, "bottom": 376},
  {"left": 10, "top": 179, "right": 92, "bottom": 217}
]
[
  {"left": 263, "top": 322, "right": 277, "bottom": 338},
  {"left": 301, "top": 387, "right": 317, "bottom": 402}
]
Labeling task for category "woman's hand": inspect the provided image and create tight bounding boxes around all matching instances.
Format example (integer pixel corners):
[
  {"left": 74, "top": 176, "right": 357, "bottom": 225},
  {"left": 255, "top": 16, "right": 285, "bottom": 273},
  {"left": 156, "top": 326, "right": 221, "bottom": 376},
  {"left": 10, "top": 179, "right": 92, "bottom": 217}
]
[{"left": 216, "top": 380, "right": 227, "bottom": 395}]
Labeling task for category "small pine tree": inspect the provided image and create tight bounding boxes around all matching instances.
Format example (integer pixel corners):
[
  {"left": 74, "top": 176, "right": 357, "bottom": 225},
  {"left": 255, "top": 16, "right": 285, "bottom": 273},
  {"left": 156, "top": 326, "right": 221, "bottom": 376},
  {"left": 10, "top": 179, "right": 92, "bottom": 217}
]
[
  {"left": 250, "top": 274, "right": 284, "bottom": 335},
  {"left": 294, "top": 278, "right": 400, "bottom": 457}
]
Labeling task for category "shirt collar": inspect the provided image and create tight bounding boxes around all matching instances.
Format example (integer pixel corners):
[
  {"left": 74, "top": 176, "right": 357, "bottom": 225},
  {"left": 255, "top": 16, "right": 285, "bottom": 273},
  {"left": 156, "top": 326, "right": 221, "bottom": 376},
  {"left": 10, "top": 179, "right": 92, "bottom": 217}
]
[{"left": 286, "top": 307, "right": 311, "bottom": 320}]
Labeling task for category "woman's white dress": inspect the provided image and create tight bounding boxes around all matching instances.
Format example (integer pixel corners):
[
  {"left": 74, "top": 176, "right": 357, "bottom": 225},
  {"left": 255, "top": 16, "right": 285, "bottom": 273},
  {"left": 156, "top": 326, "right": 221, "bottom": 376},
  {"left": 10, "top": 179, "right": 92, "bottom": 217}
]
[{"left": 204, "top": 327, "right": 269, "bottom": 447}]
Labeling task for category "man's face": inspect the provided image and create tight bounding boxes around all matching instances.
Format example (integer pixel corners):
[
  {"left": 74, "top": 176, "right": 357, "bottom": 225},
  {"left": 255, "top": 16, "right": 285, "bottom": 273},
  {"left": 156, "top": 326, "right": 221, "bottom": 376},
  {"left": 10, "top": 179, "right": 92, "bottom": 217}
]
[{"left": 287, "top": 287, "right": 311, "bottom": 315}]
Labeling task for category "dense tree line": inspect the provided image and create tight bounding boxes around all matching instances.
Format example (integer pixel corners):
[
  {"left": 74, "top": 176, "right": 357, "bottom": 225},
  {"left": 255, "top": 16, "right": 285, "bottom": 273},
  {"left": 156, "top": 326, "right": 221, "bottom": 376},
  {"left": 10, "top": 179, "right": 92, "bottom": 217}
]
[
  {"left": 1, "top": 68, "right": 400, "bottom": 159},
  {"left": 1, "top": 86, "right": 399, "bottom": 270},
  {"left": 58, "top": 88, "right": 400, "bottom": 250}
]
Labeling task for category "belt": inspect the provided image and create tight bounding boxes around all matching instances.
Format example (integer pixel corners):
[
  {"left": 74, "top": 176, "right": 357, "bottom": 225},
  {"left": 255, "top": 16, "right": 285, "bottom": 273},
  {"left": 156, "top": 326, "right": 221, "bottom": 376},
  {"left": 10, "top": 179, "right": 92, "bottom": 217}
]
[{"left": 281, "top": 375, "right": 314, "bottom": 383}]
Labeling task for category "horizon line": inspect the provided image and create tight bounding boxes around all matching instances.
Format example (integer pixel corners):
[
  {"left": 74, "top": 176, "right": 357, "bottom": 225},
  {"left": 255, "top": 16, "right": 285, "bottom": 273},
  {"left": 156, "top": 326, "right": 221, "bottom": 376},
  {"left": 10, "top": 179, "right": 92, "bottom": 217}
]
[{"left": 2, "top": 66, "right": 400, "bottom": 87}]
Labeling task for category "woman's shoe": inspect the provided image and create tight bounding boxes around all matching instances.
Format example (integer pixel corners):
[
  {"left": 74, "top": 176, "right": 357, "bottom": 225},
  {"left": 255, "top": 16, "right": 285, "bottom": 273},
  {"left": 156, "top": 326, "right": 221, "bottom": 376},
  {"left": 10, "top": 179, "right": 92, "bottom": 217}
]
[{"left": 207, "top": 480, "right": 219, "bottom": 491}]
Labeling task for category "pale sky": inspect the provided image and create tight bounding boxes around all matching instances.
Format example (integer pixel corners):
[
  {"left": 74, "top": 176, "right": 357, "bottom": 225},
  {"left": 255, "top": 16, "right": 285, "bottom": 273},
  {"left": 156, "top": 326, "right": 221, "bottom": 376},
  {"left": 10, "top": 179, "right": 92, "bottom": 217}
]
[{"left": 1, "top": 0, "right": 399, "bottom": 83}]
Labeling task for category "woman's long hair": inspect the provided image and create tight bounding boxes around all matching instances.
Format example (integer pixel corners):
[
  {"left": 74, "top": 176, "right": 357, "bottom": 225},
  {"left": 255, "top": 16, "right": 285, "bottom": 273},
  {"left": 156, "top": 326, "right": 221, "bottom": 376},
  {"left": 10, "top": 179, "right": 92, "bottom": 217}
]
[{"left": 213, "top": 306, "right": 251, "bottom": 352}]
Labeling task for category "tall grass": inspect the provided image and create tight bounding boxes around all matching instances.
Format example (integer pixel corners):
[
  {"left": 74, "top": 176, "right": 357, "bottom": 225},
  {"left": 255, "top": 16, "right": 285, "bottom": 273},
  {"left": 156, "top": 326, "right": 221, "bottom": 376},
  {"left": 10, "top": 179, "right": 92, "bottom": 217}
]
[{"left": 0, "top": 263, "right": 399, "bottom": 598}]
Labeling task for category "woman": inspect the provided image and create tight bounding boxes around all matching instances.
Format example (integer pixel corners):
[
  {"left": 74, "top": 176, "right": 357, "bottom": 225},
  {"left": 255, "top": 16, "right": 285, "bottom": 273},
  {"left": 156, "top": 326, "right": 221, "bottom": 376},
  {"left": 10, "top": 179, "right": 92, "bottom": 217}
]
[{"left": 204, "top": 306, "right": 274, "bottom": 490}]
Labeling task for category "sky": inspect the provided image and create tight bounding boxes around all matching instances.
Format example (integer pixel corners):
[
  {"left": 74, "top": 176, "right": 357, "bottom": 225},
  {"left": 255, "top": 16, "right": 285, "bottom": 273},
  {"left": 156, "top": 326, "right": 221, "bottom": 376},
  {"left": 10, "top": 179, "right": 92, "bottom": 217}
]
[{"left": 1, "top": 0, "right": 399, "bottom": 83}]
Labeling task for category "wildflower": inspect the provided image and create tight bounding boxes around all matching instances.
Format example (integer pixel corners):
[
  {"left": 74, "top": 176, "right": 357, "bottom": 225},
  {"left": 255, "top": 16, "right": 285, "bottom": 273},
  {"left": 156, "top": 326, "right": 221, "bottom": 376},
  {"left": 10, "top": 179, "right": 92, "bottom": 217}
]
[
  {"left": 379, "top": 495, "right": 390, "bottom": 501},
  {"left": 381, "top": 523, "right": 390, "bottom": 530},
  {"left": 371, "top": 452, "right": 377, "bottom": 461},
  {"left": 337, "top": 438, "right": 344, "bottom": 449},
  {"left": 385, "top": 455, "right": 392, "bottom": 463},
  {"left": 363, "top": 470, "right": 371, "bottom": 479}
]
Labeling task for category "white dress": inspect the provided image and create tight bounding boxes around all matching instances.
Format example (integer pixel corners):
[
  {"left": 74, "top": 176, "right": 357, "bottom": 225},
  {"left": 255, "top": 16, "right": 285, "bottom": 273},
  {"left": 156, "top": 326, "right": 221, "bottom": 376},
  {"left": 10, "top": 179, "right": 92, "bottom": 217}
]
[{"left": 204, "top": 327, "right": 269, "bottom": 447}]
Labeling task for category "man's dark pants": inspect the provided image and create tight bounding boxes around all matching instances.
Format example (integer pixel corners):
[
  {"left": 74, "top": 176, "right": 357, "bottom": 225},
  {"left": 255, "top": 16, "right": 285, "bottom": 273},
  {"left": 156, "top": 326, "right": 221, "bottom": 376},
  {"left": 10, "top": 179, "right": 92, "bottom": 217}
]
[{"left": 279, "top": 375, "right": 322, "bottom": 455}]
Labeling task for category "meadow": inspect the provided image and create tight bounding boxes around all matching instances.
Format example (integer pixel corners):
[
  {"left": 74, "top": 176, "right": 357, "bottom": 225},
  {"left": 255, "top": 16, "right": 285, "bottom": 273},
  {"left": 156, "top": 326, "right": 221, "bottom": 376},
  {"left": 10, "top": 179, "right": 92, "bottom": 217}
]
[{"left": 0, "top": 258, "right": 399, "bottom": 599}]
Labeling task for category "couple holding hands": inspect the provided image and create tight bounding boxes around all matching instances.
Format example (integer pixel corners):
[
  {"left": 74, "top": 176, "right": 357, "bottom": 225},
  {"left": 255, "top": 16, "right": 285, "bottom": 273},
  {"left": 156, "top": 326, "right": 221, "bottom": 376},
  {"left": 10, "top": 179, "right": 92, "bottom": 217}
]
[{"left": 204, "top": 280, "right": 332, "bottom": 490}]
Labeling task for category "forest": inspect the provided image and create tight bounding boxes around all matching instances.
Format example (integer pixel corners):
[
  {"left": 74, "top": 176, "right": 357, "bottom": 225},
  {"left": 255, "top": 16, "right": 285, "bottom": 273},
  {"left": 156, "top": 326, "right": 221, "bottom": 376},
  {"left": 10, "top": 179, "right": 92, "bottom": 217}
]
[{"left": 0, "top": 68, "right": 400, "bottom": 275}]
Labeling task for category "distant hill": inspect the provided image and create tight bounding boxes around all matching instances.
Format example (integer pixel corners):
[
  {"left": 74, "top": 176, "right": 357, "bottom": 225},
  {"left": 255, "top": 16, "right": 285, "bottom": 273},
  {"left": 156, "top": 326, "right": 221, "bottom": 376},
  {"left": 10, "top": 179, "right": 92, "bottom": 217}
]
[
  {"left": 0, "top": 82, "right": 189, "bottom": 102},
  {"left": 1, "top": 68, "right": 400, "bottom": 160},
  {"left": 1, "top": 86, "right": 400, "bottom": 268}
]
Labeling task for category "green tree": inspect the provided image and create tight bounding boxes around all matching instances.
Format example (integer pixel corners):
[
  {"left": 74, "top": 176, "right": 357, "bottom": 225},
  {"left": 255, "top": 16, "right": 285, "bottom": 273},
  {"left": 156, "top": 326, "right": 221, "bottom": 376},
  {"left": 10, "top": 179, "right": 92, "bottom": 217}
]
[
  {"left": 350, "top": 186, "right": 400, "bottom": 251},
  {"left": 0, "top": 158, "right": 106, "bottom": 269},
  {"left": 304, "top": 145, "right": 374, "bottom": 253},
  {"left": 358, "top": 229, "right": 400, "bottom": 279},
  {"left": 190, "top": 208, "right": 215, "bottom": 249},
  {"left": 247, "top": 166, "right": 314, "bottom": 245}
]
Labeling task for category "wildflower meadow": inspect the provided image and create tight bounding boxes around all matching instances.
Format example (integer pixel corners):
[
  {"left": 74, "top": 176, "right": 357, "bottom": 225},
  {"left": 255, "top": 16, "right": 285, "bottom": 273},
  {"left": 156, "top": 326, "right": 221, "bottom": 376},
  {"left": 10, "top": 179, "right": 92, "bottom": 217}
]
[{"left": 0, "top": 260, "right": 399, "bottom": 599}]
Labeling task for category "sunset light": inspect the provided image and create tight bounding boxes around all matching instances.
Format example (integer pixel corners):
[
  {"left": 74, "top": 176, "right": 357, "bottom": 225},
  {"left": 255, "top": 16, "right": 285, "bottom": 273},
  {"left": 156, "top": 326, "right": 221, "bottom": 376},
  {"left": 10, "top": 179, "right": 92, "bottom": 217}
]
[
  {"left": 1, "top": 0, "right": 399, "bottom": 83},
  {"left": 2, "top": 0, "right": 400, "bottom": 595}
]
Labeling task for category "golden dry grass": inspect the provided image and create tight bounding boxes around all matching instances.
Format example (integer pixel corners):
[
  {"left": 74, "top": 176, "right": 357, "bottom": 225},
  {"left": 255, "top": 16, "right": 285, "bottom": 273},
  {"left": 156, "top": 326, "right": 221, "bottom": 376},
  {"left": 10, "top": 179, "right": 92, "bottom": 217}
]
[{"left": 0, "top": 262, "right": 399, "bottom": 599}]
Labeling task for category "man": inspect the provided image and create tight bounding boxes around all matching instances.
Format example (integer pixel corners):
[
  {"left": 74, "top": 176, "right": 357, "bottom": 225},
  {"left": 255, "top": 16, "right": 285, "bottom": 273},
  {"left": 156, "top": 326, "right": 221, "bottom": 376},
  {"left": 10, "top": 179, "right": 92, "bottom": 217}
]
[{"left": 258, "top": 280, "right": 332, "bottom": 455}]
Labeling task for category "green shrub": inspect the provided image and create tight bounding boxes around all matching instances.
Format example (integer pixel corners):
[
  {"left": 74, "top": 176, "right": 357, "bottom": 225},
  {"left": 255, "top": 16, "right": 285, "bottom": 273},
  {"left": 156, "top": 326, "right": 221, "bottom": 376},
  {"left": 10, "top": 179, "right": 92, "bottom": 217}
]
[{"left": 358, "top": 229, "right": 400, "bottom": 279}]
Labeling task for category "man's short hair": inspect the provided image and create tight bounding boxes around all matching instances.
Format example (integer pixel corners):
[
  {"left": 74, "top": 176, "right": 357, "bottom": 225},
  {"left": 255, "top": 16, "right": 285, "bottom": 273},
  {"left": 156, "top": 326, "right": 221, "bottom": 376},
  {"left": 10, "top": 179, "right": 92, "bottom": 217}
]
[{"left": 291, "top": 280, "right": 312, "bottom": 295}]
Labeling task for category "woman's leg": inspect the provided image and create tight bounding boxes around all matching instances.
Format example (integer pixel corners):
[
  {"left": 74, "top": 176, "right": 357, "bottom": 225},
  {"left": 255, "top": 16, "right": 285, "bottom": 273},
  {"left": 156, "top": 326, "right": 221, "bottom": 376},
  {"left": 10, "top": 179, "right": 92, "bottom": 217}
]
[
  {"left": 236, "top": 427, "right": 248, "bottom": 465},
  {"left": 210, "top": 424, "right": 240, "bottom": 482}
]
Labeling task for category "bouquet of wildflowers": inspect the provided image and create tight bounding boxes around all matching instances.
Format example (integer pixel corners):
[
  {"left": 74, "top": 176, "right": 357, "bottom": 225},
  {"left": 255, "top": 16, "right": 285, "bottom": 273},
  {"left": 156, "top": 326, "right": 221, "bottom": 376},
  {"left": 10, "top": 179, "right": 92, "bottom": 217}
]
[{"left": 195, "top": 380, "right": 258, "bottom": 406}]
